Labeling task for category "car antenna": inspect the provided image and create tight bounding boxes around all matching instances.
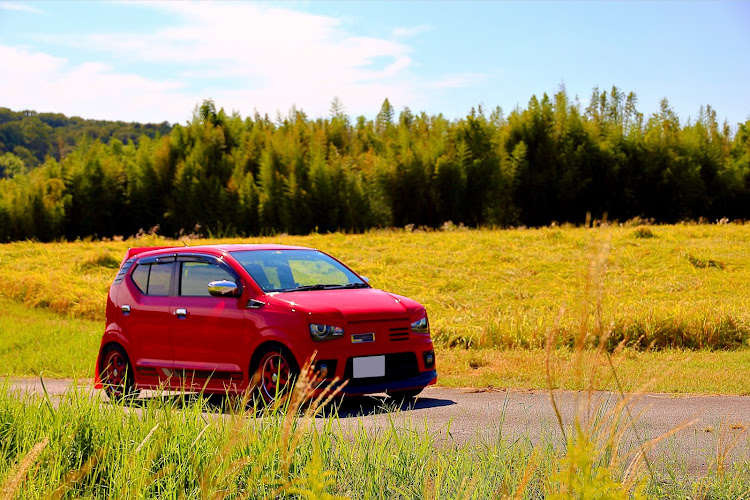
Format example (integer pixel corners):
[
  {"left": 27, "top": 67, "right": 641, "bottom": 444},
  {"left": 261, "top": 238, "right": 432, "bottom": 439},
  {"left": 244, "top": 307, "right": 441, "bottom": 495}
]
[{"left": 182, "top": 239, "right": 188, "bottom": 247}]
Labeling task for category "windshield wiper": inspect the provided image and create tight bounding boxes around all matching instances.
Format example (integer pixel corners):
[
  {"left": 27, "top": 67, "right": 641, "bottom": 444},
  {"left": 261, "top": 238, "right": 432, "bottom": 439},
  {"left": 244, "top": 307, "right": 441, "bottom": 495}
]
[
  {"left": 285, "top": 284, "right": 336, "bottom": 292},
  {"left": 285, "top": 282, "right": 369, "bottom": 292},
  {"left": 337, "top": 282, "right": 369, "bottom": 289}
]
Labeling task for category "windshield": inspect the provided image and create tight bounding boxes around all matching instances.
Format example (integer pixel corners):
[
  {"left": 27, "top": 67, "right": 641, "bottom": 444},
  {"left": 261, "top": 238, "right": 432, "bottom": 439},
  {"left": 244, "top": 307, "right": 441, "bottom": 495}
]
[{"left": 229, "top": 249, "right": 368, "bottom": 293}]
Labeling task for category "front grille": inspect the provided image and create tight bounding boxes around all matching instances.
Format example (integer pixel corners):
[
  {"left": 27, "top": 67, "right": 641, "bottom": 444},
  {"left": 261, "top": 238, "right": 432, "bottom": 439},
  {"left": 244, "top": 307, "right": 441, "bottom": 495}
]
[
  {"left": 344, "top": 352, "right": 419, "bottom": 386},
  {"left": 388, "top": 326, "right": 410, "bottom": 342}
]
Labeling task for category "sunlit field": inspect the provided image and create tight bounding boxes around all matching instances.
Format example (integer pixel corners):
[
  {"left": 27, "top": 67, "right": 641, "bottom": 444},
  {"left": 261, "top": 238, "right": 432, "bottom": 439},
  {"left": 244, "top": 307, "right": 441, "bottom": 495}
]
[
  {"left": 1, "top": 223, "right": 749, "bottom": 392},
  {"left": 2, "top": 225, "right": 749, "bottom": 497}
]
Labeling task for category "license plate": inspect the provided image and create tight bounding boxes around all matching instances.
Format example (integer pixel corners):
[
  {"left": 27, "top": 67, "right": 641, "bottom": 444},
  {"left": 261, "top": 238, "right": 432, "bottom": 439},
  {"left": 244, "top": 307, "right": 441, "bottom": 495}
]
[{"left": 352, "top": 355, "right": 385, "bottom": 378}]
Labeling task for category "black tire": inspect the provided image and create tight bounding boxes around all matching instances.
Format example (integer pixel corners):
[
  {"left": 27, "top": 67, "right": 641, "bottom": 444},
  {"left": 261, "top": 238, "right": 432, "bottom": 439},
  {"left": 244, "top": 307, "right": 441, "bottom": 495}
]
[
  {"left": 251, "top": 345, "right": 300, "bottom": 405},
  {"left": 100, "top": 344, "right": 136, "bottom": 402}
]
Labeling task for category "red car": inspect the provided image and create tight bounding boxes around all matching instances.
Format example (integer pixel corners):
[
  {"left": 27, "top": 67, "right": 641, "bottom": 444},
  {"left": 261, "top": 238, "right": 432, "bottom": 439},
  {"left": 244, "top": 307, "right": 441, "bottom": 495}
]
[{"left": 95, "top": 244, "right": 436, "bottom": 402}]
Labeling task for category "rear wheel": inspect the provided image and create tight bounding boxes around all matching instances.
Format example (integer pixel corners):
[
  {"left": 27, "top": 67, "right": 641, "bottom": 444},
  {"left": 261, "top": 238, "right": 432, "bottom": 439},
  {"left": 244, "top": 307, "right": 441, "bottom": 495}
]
[
  {"left": 254, "top": 346, "right": 299, "bottom": 405},
  {"left": 101, "top": 345, "right": 135, "bottom": 401}
]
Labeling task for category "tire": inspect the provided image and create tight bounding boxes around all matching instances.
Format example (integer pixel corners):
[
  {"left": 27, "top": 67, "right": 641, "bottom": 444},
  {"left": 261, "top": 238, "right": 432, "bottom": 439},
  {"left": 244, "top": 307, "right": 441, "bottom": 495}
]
[
  {"left": 252, "top": 346, "right": 299, "bottom": 405},
  {"left": 388, "top": 387, "right": 423, "bottom": 402},
  {"left": 100, "top": 344, "right": 135, "bottom": 402}
]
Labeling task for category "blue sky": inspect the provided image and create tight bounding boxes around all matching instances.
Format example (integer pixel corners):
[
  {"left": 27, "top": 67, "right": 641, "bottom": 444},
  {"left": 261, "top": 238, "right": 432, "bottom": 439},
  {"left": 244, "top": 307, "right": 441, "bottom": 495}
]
[{"left": 1, "top": 1, "right": 748, "bottom": 126}]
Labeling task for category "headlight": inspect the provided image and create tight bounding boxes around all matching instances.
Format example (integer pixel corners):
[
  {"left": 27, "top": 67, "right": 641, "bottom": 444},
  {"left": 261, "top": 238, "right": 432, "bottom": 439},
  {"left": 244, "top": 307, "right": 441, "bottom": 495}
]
[
  {"left": 410, "top": 312, "right": 430, "bottom": 335},
  {"left": 309, "top": 323, "right": 344, "bottom": 341}
]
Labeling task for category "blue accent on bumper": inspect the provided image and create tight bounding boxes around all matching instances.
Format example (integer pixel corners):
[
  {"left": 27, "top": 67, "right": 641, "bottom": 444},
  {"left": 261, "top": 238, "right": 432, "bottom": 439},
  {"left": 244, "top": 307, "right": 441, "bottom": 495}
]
[{"left": 338, "top": 370, "right": 437, "bottom": 396}]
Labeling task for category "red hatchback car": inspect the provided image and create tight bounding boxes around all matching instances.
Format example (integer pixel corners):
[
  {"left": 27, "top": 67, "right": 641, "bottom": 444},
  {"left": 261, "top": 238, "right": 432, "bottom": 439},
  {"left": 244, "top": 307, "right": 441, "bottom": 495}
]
[{"left": 95, "top": 244, "right": 437, "bottom": 402}]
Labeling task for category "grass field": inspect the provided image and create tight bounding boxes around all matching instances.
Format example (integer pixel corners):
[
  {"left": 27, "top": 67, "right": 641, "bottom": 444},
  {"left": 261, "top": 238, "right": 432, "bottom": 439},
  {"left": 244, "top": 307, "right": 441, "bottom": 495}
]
[
  {"left": 2, "top": 225, "right": 749, "bottom": 497},
  {"left": 1, "top": 224, "right": 749, "bottom": 393}
]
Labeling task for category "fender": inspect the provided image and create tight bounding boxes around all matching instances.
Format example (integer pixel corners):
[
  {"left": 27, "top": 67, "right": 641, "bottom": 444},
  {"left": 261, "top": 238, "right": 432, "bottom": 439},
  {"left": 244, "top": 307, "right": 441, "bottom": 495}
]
[
  {"left": 94, "top": 325, "right": 130, "bottom": 389},
  {"left": 248, "top": 327, "right": 302, "bottom": 369}
]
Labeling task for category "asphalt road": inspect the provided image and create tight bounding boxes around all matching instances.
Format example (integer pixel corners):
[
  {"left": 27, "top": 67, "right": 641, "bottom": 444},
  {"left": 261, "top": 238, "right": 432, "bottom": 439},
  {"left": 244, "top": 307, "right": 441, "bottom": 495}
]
[{"left": 6, "top": 379, "right": 750, "bottom": 474}]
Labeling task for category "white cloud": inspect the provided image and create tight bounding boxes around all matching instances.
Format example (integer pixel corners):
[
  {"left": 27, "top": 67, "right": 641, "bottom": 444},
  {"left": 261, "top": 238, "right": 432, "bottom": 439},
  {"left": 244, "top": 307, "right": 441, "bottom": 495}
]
[
  {"left": 392, "top": 25, "right": 432, "bottom": 38},
  {"left": 0, "top": 1, "right": 43, "bottom": 14},
  {"left": 0, "top": 46, "right": 193, "bottom": 122},
  {"left": 4, "top": 2, "right": 484, "bottom": 122}
]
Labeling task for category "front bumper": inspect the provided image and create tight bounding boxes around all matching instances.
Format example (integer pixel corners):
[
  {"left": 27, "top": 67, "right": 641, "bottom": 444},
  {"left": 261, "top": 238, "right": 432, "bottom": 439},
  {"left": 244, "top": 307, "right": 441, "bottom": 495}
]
[{"left": 335, "top": 369, "right": 437, "bottom": 396}]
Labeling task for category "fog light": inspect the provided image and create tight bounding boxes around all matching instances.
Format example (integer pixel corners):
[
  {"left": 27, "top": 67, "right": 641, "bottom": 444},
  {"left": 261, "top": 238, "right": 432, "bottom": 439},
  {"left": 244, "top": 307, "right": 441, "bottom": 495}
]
[
  {"left": 314, "top": 359, "right": 337, "bottom": 378},
  {"left": 423, "top": 350, "right": 435, "bottom": 368}
]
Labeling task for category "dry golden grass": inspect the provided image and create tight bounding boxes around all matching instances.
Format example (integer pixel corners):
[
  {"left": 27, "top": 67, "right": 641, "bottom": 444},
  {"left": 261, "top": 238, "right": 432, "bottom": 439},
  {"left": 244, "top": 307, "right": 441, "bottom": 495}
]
[
  {"left": 435, "top": 348, "right": 750, "bottom": 395},
  {"left": 1, "top": 224, "right": 748, "bottom": 349}
]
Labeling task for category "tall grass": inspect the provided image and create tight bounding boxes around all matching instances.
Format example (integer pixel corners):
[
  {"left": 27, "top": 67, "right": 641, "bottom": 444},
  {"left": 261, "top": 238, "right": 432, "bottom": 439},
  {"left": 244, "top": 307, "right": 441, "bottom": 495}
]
[
  {"left": 1, "top": 382, "right": 748, "bottom": 497},
  {"left": 0, "top": 370, "right": 558, "bottom": 499}
]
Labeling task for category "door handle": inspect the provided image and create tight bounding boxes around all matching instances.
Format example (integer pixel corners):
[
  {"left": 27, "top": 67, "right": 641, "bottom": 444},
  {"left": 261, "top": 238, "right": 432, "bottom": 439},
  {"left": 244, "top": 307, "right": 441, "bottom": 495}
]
[
  {"left": 122, "top": 304, "right": 131, "bottom": 315},
  {"left": 175, "top": 308, "right": 188, "bottom": 319}
]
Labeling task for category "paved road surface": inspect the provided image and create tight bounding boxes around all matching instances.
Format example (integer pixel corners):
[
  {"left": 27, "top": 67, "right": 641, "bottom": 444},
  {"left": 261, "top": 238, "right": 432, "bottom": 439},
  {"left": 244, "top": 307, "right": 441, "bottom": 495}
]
[{"left": 6, "top": 379, "right": 750, "bottom": 474}]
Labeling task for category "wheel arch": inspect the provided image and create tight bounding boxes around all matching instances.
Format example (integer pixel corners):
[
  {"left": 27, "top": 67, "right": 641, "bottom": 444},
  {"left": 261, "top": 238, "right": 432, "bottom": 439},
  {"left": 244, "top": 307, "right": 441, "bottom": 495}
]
[
  {"left": 249, "top": 340, "right": 301, "bottom": 375},
  {"left": 95, "top": 341, "right": 133, "bottom": 388}
]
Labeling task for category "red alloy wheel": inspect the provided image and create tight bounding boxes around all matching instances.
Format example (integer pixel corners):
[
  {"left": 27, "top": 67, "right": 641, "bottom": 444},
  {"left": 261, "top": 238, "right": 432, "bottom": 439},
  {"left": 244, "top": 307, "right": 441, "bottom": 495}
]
[
  {"left": 258, "top": 351, "right": 293, "bottom": 402},
  {"left": 102, "top": 347, "right": 132, "bottom": 399}
]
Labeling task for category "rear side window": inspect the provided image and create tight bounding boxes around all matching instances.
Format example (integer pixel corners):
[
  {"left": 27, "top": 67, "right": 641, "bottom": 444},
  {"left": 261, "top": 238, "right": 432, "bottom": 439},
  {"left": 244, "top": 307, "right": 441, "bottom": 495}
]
[
  {"left": 131, "top": 264, "right": 149, "bottom": 292},
  {"left": 180, "top": 262, "right": 235, "bottom": 296},
  {"left": 131, "top": 262, "right": 173, "bottom": 296}
]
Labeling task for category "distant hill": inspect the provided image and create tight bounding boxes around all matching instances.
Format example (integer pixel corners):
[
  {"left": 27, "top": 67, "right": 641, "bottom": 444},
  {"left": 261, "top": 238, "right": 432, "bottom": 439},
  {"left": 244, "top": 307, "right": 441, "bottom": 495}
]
[{"left": 0, "top": 107, "right": 173, "bottom": 167}]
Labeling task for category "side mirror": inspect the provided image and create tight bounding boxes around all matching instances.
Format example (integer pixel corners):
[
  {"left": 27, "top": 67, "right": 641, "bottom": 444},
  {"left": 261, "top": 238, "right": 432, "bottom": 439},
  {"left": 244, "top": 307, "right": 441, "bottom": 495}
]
[
  {"left": 208, "top": 280, "right": 241, "bottom": 297},
  {"left": 360, "top": 276, "right": 370, "bottom": 283}
]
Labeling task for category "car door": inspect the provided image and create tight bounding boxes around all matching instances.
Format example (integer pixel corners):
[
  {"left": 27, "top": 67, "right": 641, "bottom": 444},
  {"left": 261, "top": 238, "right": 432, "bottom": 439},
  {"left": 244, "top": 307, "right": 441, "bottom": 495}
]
[
  {"left": 123, "top": 258, "right": 175, "bottom": 386},
  {"left": 170, "top": 256, "right": 247, "bottom": 391}
]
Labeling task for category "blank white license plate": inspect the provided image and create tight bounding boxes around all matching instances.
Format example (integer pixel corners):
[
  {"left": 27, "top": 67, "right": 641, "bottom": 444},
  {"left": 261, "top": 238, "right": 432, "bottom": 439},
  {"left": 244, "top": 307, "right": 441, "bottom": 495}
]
[{"left": 352, "top": 355, "right": 385, "bottom": 378}]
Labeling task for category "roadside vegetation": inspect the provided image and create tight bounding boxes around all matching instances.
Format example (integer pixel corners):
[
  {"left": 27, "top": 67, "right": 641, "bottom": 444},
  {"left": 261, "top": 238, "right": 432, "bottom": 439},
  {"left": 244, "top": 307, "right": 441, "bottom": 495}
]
[{"left": 1, "top": 348, "right": 748, "bottom": 498}]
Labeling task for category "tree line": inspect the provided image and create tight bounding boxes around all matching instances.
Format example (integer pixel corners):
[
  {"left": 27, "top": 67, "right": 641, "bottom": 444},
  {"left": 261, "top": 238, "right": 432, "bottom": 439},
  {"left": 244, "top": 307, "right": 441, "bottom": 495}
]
[
  {"left": 0, "top": 87, "right": 749, "bottom": 242},
  {"left": 0, "top": 107, "right": 172, "bottom": 171}
]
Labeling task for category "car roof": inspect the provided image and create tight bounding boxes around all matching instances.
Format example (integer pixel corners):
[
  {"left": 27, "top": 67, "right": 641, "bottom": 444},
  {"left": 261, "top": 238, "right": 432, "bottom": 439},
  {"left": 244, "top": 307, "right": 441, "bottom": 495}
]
[{"left": 131, "top": 243, "right": 314, "bottom": 260}]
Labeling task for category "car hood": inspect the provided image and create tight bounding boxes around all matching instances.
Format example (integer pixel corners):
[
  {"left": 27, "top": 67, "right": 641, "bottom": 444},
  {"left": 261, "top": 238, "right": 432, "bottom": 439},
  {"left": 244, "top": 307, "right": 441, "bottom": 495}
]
[{"left": 266, "top": 288, "right": 419, "bottom": 322}]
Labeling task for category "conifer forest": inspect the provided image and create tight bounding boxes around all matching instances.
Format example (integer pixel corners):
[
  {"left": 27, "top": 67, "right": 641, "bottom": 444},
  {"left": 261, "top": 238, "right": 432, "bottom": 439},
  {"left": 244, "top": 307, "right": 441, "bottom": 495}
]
[{"left": 1, "top": 86, "right": 749, "bottom": 241}]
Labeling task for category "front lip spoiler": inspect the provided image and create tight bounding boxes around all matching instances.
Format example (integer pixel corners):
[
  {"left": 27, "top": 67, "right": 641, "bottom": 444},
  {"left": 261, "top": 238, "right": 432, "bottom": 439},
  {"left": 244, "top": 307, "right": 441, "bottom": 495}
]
[{"left": 332, "top": 370, "right": 437, "bottom": 396}]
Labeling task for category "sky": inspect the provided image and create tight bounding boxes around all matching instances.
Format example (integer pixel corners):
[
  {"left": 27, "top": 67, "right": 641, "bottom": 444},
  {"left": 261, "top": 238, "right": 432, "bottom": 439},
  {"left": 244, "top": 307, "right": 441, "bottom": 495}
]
[{"left": 0, "top": 1, "right": 748, "bottom": 126}]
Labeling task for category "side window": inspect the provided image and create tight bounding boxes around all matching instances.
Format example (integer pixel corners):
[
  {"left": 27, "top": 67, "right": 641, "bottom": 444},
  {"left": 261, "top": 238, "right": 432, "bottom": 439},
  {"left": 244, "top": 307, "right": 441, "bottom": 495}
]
[
  {"left": 148, "top": 263, "right": 173, "bottom": 296},
  {"left": 131, "top": 264, "right": 149, "bottom": 293},
  {"left": 180, "top": 262, "right": 235, "bottom": 297},
  {"left": 131, "top": 262, "right": 173, "bottom": 296}
]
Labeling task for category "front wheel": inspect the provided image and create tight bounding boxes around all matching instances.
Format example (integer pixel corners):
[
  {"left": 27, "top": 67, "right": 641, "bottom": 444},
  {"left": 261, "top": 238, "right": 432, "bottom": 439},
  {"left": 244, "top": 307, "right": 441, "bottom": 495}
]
[
  {"left": 253, "top": 347, "right": 299, "bottom": 405},
  {"left": 100, "top": 345, "right": 135, "bottom": 401}
]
